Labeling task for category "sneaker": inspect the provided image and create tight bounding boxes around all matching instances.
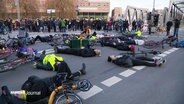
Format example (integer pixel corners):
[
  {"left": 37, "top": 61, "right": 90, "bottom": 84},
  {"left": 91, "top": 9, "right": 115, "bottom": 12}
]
[
  {"left": 33, "top": 62, "right": 37, "bottom": 69},
  {"left": 80, "top": 63, "right": 86, "bottom": 75},
  {"left": 107, "top": 56, "right": 112, "bottom": 62}
]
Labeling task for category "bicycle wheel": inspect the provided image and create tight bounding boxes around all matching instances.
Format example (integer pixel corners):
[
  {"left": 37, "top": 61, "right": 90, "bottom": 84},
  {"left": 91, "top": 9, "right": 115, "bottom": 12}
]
[
  {"left": 143, "top": 40, "right": 157, "bottom": 49},
  {"left": 53, "top": 92, "right": 83, "bottom": 104},
  {"left": 0, "top": 61, "right": 21, "bottom": 73}
]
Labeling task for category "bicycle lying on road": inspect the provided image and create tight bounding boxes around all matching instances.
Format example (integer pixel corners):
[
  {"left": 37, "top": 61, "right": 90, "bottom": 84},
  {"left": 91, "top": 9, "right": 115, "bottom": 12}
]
[
  {"left": 48, "top": 73, "right": 93, "bottom": 104},
  {"left": 0, "top": 55, "right": 33, "bottom": 73}
]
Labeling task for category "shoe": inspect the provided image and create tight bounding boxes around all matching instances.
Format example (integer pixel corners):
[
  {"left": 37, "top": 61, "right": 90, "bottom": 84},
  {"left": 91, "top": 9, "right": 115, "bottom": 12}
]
[
  {"left": 42, "top": 50, "right": 46, "bottom": 55},
  {"left": 158, "top": 63, "right": 162, "bottom": 67},
  {"left": 162, "top": 59, "right": 166, "bottom": 64},
  {"left": 1, "top": 86, "right": 11, "bottom": 96},
  {"left": 107, "top": 56, "right": 112, "bottom": 62},
  {"left": 54, "top": 46, "right": 58, "bottom": 53},
  {"left": 80, "top": 63, "right": 86, "bottom": 75},
  {"left": 33, "top": 62, "right": 37, "bottom": 69},
  {"left": 156, "top": 61, "right": 162, "bottom": 67}
]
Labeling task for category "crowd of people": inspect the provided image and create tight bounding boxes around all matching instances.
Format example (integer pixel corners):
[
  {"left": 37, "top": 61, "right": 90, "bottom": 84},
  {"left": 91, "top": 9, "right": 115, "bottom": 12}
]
[{"left": 0, "top": 17, "right": 146, "bottom": 34}]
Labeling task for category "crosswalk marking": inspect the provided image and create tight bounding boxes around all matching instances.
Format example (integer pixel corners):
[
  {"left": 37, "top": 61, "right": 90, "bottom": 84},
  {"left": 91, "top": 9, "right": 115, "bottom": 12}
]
[
  {"left": 163, "top": 51, "right": 172, "bottom": 55},
  {"left": 77, "top": 85, "right": 103, "bottom": 100},
  {"left": 132, "top": 66, "right": 146, "bottom": 70},
  {"left": 157, "top": 53, "right": 167, "bottom": 57},
  {"left": 101, "top": 76, "right": 122, "bottom": 87},
  {"left": 119, "top": 69, "right": 136, "bottom": 77},
  {"left": 168, "top": 49, "right": 176, "bottom": 52}
]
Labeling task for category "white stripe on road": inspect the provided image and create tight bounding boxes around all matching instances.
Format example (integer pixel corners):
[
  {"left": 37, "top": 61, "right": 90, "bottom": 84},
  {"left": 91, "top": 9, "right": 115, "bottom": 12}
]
[
  {"left": 172, "top": 48, "right": 179, "bottom": 51},
  {"left": 101, "top": 76, "right": 122, "bottom": 87},
  {"left": 168, "top": 49, "right": 176, "bottom": 52},
  {"left": 132, "top": 66, "right": 146, "bottom": 70},
  {"left": 77, "top": 85, "right": 103, "bottom": 100},
  {"left": 163, "top": 51, "right": 172, "bottom": 55},
  {"left": 157, "top": 53, "right": 167, "bottom": 57},
  {"left": 119, "top": 69, "right": 136, "bottom": 77}
]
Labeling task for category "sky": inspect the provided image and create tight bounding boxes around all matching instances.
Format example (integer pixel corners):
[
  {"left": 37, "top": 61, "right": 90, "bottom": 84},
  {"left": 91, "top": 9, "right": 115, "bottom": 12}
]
[{"left": 110, "top": 0, "right": 170, "bottom": 12}]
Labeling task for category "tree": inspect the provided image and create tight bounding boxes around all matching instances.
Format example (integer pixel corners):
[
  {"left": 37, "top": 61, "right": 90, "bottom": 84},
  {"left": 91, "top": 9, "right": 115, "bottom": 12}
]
[
  {"left": 19, "top": 0, "right": 39, "bottom": 18},
  {"left": 46, "top": 0, "right": 76, "bottom": 18},
  {"left": 0, "top": 0, "right": 7, "bottom": 19}
]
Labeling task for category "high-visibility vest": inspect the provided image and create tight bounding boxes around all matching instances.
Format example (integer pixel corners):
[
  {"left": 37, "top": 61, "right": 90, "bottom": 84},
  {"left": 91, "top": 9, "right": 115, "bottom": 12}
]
[
  {"left": 135, "top": 30, "right": 142, "bottom": 37},
  {"left": 89, "top": 36, "right": 97, "bottom": 40},
  {"left": 43, "top": 54, "right": 63, "bottom": 71}
]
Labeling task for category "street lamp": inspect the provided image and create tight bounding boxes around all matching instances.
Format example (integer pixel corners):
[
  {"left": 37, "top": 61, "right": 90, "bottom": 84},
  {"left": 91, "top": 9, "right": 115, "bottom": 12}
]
[{"left": 14, "top": 0, "right": 20, "bottom": 22}]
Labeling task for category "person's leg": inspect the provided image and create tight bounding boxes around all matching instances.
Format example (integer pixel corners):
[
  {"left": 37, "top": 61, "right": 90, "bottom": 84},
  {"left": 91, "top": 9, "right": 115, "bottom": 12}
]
[
  {"left": 173, "top": 28, "right": 176, "bottom": 37},
  {"left": 132, "top": 59, "right": 157, "bottom": 67},
  {"left": 34, "top": 35, "right": 41, "bottom": 42},
  {"left": 1, "top": 86, "right": 25, "bottom": 104},
  {"left": 136, "top": 56, "right": 155, "bottom": 62},
  {"left": 57, "top": 61, "right": 86, "bottom": 79},
  {"left": 176, "top": 28, "right": 179, "bottom": 40}
]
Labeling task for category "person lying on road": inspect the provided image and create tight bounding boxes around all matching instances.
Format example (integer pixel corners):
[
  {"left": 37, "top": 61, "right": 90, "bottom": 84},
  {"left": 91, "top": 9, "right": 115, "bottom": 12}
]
[
  {"left": 34, "top": 51, "right": 86, "bottom": 79},
  {"left": 0, "top": 72, "right": 85, "bottom": 103},
  {"left": 54, "top": 46, "right": 101, "bottom": 57},
  {"left": 107, "top": 54, "right": 166, "bottom": 68},
  {"left": 34, "top": 35, "right": 53, "bottom": 42}
]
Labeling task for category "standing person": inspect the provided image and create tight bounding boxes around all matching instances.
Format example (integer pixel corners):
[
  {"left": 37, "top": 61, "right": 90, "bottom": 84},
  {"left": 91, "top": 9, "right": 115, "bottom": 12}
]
[
  {"left": 166, "top": 20, "right": 173, "bottom": 36},
  {"left": 173, "top": 19, "right": 180, "bottom": 40}
]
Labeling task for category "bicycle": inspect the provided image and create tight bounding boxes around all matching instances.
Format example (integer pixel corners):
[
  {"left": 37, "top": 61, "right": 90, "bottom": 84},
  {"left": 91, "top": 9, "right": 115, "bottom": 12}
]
[
  {"left": 48, "top": 73, "right": 93, "bottom": 104},
  {"left": 0, "top": 55, "right": 33, "bottom": 73},
  {"left": 143, "top": 39, "right": 164, "bottom": 49},
  {"left": 0, "top": 23, "right": 8, "bottom": 35},
  {"left": 120, "top": 48, "right": 161, "bottom": 57}
]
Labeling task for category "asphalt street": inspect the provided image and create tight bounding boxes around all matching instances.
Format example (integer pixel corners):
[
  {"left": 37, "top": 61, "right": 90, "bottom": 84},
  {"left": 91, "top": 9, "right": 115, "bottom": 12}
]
[{"left": 0, "top": 30, "right": 184, "bottom": 104}]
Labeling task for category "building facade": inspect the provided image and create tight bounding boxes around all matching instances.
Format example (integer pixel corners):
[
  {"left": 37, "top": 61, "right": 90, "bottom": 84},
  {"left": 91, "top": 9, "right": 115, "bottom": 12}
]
[
  {"left": 77, "top": 0, "right": 110, "bottom": 19},
  {"left": 112, "top": 7, "right": 122, "bottom": 20}
]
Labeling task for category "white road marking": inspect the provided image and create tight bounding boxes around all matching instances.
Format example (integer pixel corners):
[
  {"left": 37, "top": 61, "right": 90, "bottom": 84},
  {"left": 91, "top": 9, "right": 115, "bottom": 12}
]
[
  {"left": 119, "top": 69, "right": 136, "bottom": 77},
  {"left": 163, "top": 51, "right": 172, "bottom": 55},
  {"left": 172, "top": 48, "right": 179, "bottom": 51},
  {"left": 101, "top": 76, "right": 122, "bottom": 87},
  {"left": 168, "top": 49, "right": 176, "bottom": 52},
  {"left": 157, "top": 53, "right": 167, "bottom": 57},
  {"left": 132, "top": 66, "right": 146, "bottom": 70},
  {"left": 77, "top": 85, "right": 103, "bottom": 100}
]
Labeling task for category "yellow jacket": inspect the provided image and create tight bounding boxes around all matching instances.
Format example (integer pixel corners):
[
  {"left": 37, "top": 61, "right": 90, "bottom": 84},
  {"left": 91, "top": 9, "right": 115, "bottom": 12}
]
[
  {"left": 43, "top": 54, "right": 63, "bottom": 71},
  {"left": 135, "top": 30, "right": 142, "bottom": 37}
]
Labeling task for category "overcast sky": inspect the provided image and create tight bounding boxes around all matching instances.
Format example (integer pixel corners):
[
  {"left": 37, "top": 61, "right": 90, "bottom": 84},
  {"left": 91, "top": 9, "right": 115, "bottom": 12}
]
[{"left": 110, "top": 0, "right": 170, "bottom": 11}]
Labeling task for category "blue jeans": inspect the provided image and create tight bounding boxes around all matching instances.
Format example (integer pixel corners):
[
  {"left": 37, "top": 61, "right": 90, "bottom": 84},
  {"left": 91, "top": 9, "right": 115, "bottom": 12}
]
[{"left": 173, "top": 28, "right": 179, "bottom": 38}]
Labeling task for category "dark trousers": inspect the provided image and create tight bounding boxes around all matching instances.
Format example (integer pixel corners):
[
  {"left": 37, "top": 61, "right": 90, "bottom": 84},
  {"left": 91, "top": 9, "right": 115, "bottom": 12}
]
[
  {"left": 57, "top": 48, "right": 81, "bottom": 56},
  {"left": 0, "top": 94, "right": 25, "bottom": 104},
  {"left": 34, "top": 36, "right": 51, "bottom": 42},
  {"left": 132, "top": 56, "right": 156, "bottom": 67},
  {"left": 57, "top": 61, "right": 81, "bottom": 79}
]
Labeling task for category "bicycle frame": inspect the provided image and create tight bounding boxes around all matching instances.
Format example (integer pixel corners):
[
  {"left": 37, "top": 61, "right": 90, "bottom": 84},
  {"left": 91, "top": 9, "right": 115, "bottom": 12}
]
[{"left": 48, "top": 83, "right": 78, "bottom": 104}]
